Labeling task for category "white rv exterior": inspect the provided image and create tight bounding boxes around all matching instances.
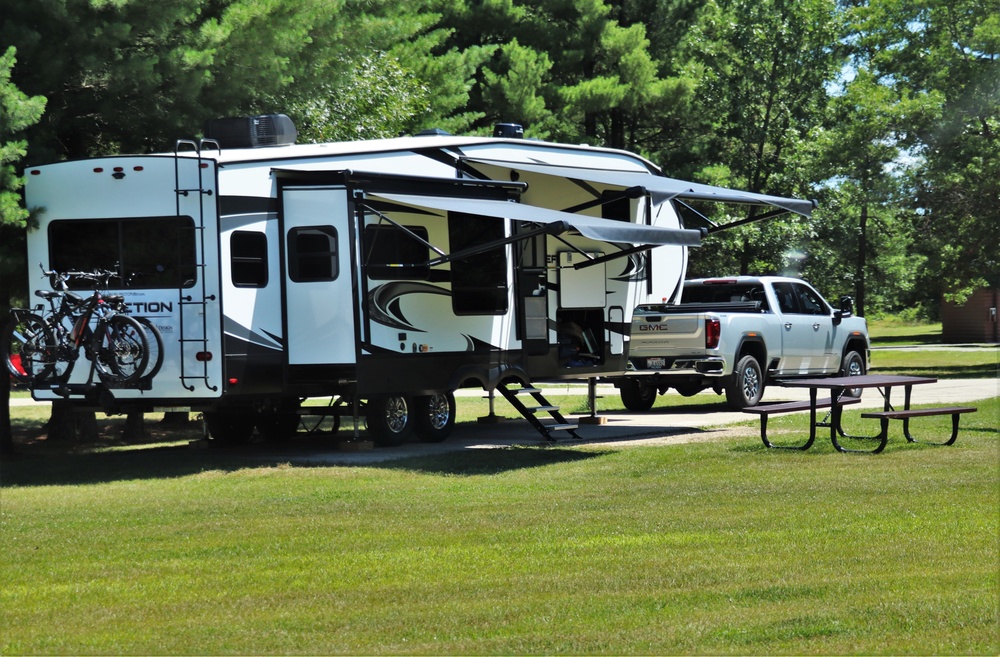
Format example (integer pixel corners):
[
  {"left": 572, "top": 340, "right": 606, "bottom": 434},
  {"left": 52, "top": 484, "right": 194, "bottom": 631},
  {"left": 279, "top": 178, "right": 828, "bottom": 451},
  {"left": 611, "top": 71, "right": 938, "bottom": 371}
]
[{"left": 23, "top": 123, "right": 811, "bottom": 443}]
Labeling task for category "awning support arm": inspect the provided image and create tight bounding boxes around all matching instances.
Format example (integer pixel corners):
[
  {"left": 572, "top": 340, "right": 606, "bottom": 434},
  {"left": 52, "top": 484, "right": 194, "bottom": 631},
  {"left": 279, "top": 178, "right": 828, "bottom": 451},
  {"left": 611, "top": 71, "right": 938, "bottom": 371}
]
[
  {"left": 360, "top": 203, "right": 447, "bottom": 257},
  {"left": 705, "top": 208, "right": 786, "bottom": 234},
  {"left": 560, "top": 185, "right": 646, "bottom": 214},
  {"left": 570, "top": 244, "right": 656, "bottom": 269},
  {"left": 426, "top": 222, "right": 565, "bottom": 267}
]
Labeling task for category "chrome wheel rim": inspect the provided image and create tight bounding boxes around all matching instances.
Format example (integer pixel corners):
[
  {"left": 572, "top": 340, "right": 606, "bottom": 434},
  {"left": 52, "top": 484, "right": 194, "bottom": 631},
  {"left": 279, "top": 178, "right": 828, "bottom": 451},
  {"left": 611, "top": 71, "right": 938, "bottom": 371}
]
[
  {"left": 385, "top": 396, "right": 409, "bottom": 434},
  {"left": 426, "top": 394, "right": 451, "bottom": 430}
]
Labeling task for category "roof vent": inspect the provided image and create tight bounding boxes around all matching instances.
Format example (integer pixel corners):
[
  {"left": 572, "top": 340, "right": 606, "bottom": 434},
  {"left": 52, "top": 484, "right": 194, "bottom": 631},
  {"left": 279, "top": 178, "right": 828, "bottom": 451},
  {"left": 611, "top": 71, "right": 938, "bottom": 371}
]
[
  {"left": 204, "top": 114, "right": 297, "bottom": 148},
  {"left": 416, "top": 127, "right": 452, "bottom": 136},
  {"left": 493, "top": 123, "right": 524, "bottom": 139}
]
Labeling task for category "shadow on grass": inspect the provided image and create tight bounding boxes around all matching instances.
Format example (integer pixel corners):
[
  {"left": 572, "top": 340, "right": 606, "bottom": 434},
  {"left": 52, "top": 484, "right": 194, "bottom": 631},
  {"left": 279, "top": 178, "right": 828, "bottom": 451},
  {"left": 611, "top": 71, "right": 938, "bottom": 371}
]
[
  {"left": 870, "top": 333, "right": 942, "bottom": 347},
  {"left": 0, "top": 430, "right": 609, "bottom": 487},
  {"left": 376, "top": 447, "right": 607, "bottom": 476},
  {"left": 870, "top": 363, "right": 997, "bottom": 379}
]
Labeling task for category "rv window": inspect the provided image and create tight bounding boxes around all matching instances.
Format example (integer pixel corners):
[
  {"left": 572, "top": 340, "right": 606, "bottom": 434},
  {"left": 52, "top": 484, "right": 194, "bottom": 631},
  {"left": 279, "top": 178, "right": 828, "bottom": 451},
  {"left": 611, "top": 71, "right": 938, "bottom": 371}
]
[
  {"left": 231, "top": 231, "right": 268, "bottom": 287},
  {"left": 363, "top": 225, "right": 430, "bottom": 280},
  {"left": 449, "top": 213, "right": 508, "bottom": 315},
  {"left": 48, "top": 216, "right": 197, "bottom": 289},
  {"left": 288, "top": 226, "right": 338, "bottom": 282}
]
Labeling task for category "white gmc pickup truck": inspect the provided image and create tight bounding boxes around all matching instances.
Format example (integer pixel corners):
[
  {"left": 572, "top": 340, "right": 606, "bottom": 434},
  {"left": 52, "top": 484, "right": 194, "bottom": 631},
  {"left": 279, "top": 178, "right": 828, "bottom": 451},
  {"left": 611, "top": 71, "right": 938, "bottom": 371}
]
[{"left": 614, "top": 276, "right": 871, "bottom": 410}]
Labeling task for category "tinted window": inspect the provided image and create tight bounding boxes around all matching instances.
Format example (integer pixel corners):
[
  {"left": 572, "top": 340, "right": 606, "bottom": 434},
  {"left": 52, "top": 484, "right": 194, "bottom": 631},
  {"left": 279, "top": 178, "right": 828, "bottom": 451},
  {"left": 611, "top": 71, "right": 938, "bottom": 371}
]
[
  {"left": 48, "top": 216, "right": 197, "bottom": 289},
  {"left": 364, "top": 225, "right": 430, "bottom": 280},
  {"left": 231, "top": 231, "right": 268, "bottom": 287},
  {"left": 288, "top": 226, "right": 338, "bottom": 282},
  {"left": 449, "top": 213, "right": 508, "bottom": 315},
  {"left": 792, "top": 283, "right": 829, "bottom": 315}
]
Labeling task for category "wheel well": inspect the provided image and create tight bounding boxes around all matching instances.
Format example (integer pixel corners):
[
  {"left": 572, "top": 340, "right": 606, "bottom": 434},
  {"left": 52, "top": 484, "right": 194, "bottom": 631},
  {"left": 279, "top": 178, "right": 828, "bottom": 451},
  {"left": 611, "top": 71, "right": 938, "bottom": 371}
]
[
  {"left": 737, "top": 339, "right": 767, "bottom": 368},
  {"left": 842, "top": 339, "right": 868, "bottom": 365}
]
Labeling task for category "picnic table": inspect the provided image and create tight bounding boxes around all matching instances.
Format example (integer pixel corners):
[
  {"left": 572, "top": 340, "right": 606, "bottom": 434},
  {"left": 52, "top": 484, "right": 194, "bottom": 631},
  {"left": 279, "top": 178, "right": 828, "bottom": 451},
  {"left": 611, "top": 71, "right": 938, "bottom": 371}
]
[{"left": 744, "top": 374, "right": 977, "bottom": 454}]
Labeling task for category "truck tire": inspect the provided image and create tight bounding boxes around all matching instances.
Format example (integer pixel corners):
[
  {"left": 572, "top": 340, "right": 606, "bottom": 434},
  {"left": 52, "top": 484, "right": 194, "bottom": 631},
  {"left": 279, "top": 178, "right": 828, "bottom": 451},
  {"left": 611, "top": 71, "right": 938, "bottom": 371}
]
[
  {"left": 619, "top": 379, "right": 657, "bottom": 412},
  {"left": 366, "top": 394, "right": 413, "bottom": 446},
  {"left": 726, "top": 355, "right": 764, "bottom": 409},
  {"left": 840, "top": 350, "right": 866, "bottom": 398},
  {"left": 413, "top": 392, "right": 456, "bottom": 442}
]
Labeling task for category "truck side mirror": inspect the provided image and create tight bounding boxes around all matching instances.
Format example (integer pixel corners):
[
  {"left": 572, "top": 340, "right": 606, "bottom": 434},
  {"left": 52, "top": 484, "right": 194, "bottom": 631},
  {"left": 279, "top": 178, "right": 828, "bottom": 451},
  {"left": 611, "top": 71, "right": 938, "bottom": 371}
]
[{"left": 839, "top": 296, "right": 855, "bottom": 316}]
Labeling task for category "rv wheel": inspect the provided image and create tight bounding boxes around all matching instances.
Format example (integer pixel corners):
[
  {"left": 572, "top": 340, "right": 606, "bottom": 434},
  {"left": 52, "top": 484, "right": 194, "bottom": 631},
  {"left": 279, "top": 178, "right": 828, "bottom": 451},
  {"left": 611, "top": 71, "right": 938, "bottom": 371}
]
[
  {"left": 204, "top": 410, "right": 256, "bottom": 445},
  {"left": 365, "top": 395, "right": 413, "bottom": 446},
  {"left": 414, "top": 392, "right": 456, "bottom": 442}
]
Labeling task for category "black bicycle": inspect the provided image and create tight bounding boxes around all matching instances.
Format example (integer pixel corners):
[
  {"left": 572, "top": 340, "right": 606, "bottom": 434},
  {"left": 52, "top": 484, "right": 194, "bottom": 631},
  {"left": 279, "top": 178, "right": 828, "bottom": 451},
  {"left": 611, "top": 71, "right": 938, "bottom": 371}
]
[{"left": 3, "top": 268, "right": 162, "bottom": 388}]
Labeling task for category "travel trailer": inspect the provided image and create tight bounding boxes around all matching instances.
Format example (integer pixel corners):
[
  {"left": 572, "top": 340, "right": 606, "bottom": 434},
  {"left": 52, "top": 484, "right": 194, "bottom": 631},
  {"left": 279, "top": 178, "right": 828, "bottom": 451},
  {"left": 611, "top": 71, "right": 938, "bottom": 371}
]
[{"left": 22, "top": 115, "right": 813, "bottom": 444}]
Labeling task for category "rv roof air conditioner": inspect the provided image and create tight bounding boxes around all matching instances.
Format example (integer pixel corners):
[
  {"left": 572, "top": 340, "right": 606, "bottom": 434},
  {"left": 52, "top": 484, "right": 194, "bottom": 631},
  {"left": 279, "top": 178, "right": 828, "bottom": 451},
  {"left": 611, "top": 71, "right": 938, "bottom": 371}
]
[
  {"left": 204, "top": 114, "right": 297, "bottom": 149},
  {"left": 494, "top": 123, "right": 524, "bottom": 138}
]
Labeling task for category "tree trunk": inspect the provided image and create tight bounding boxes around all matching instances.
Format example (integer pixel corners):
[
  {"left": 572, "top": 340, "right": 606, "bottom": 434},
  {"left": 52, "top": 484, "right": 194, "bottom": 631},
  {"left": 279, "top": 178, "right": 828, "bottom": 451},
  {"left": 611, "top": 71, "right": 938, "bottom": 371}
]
[
  {"left": 122, "top": 411, "right": 146, "bottom": 442},
  {"left": 160, "top": 411, "right": 189, "bottom": 425},
  {"left": 47, "top": 401, "right": 78, "bottom": 442},
  {"left": 47, "top": 401, "right": 98, "bottom": 443},
  {"left": 1, "top": 362, "right": 13, "bottom": 456},
  {"left": 856, "top": 203, "right": 868, "bottom": 317}
]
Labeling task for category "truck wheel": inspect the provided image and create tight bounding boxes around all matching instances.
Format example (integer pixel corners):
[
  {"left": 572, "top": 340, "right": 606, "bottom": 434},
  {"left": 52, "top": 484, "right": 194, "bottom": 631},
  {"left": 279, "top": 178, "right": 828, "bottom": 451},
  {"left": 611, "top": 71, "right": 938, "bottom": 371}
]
[
  {"left": 619, "top": 380, "right": 657, "bottom": 412},
  {"left": 366, "top": 394, "right": 413, "bottom": 446},
  {"left": 840, "top": 350, "right": 866, "bottom": 398},
  {"left": 204, "top": 410, "right": 256, "bottom": 445},
  {"left": 726, "top": 355, "right": 764, "bottom": 409},
  {"left": 413, "top": 392, "right": 456, "bottom": 443}
]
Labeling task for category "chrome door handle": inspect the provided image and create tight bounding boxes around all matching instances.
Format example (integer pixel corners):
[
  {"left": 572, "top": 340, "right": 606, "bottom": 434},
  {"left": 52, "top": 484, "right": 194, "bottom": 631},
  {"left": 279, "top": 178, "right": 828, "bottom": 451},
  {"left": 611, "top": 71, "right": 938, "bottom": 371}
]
[
  {"left": 784, "top": 322, "right": 792, "bottom": 330},
  {"left": 813, "top": 323, "right": 821, "bottom": 330}
]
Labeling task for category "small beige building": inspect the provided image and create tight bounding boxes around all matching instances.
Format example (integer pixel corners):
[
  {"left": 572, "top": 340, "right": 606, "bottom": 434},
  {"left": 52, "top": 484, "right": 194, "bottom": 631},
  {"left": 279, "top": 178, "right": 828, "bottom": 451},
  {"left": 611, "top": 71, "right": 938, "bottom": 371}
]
[{"left": 941, "top": 289, "right": 999, "bottom": 343}]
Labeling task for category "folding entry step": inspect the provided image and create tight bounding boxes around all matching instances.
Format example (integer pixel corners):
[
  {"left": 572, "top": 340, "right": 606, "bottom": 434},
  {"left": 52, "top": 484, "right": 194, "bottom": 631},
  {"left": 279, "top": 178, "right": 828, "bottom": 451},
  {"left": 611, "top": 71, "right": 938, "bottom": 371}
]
[{"left": 496, "top": 382, "right": 581, "bottom": 442}]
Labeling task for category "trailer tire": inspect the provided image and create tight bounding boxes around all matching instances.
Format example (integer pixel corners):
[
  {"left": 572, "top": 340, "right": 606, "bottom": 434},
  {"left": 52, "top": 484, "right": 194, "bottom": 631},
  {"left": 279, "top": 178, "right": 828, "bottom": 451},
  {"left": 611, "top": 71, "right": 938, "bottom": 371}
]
[
  {"left": 726, "top": 355, "right": 764, "bottom": 409},
  {"left": 839, "top": 350, "right": 866, "bottom": 398},
  {"left": 413, "top": 392, "right": 456, "bottom": 442},
  {"left": 366, "top": 394, "right": 413, "bottom": 446},
  {"left": 204, "top": 410, "right": 256, "bottom": 445},
  {"left": 619, "top": 379, "right": 657, "bottom": 412}
]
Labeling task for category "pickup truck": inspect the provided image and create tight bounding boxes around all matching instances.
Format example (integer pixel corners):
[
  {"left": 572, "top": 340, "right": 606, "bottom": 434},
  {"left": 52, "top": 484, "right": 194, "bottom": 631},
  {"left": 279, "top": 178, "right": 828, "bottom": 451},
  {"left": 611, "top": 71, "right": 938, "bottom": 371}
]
[{"left": 613, "top": 276, "right": 870, "bottom": 410}]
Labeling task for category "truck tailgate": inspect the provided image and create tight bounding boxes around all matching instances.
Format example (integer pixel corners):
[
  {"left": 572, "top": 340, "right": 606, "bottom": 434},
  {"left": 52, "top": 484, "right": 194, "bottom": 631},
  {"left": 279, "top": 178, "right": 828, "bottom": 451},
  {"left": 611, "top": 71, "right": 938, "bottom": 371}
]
[{"left": 630, "top": 312, "right": 705, "bottom": 358}]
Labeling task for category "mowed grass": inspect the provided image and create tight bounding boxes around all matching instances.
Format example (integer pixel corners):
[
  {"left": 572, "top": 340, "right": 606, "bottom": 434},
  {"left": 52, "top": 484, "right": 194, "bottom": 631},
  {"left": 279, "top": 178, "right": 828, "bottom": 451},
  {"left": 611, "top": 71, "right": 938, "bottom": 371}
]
[{"left": 2, "top": 397, "right": 997, "bottom": 655}]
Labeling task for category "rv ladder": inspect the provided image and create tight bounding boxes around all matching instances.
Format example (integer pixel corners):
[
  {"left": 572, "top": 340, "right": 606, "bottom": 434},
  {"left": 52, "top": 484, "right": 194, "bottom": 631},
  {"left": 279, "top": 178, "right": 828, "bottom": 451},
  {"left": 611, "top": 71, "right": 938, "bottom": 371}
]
[
  {"left": 174, "top": 139, "right": 220, "bottom": 392},
  {"left": 496, "top": 383, "right": 581, "bottom": 442}
]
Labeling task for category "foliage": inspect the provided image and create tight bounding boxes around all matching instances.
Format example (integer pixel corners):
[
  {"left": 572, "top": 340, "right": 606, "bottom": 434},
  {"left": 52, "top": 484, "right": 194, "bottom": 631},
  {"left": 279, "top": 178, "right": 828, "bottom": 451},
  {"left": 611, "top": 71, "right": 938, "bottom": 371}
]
[
  {"left": 0, "top": 0, "right": 996, "bottom": 316},
  {"left": 0, "top": 46, "right": 46, "bottom": 455}
]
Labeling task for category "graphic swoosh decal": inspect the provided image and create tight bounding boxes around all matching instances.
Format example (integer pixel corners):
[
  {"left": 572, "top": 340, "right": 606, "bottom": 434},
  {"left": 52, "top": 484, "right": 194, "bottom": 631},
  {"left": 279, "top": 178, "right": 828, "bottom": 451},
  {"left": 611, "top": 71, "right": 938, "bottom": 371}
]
[{"left": 368, "top": 281, "right": 449, "bottom": 331}]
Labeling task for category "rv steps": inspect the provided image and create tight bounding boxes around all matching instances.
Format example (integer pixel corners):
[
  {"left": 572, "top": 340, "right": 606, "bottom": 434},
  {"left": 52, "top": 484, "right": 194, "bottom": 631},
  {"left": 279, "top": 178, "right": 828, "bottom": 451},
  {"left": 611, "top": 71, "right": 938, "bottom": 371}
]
[{"left": 496, "top": 383, "right": 581, "bottom": 442}]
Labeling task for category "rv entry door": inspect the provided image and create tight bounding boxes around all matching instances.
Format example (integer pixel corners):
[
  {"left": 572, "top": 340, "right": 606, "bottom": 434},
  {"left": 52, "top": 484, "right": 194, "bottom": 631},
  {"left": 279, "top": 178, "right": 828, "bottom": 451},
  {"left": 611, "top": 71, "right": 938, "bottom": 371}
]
[{"left": 280, "top": 187, "right": 357, "bottom": 366}]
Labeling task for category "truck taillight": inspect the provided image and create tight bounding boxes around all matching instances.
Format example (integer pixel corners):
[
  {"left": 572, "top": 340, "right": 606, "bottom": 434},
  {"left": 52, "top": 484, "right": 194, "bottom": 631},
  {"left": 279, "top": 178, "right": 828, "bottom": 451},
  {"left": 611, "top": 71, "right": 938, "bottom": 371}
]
[{"left": 705, "top": 318, "right": 721, "bottom": 349}]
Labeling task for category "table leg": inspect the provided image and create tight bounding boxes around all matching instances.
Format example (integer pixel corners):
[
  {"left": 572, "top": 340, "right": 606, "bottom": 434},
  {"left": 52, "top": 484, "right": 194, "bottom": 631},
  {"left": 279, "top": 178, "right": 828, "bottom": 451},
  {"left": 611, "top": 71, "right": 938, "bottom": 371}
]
[{"left": 831, "top": 385, "right": 889, "bottom": 454}]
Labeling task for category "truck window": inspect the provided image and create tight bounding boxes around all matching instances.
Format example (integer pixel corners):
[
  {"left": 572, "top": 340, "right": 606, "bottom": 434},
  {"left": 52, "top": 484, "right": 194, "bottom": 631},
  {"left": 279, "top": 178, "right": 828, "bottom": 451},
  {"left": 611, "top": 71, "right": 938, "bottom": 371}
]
[
  {"left": 363, "top": 225, "right": 430, "bottom": 280},
  {"left": 683, "top": 283, "right": 765, "bottom": 304},
  {"left": 792, "top": 283, "right": 830, "bottom": 315},
  {"left": 449, "top": 212, "right": 508, "bottom": 315},
  {"left": 48, "top": 216, "right": 197, "bottom": 289},
  {"left": 231, "top": 231, "right": 268, "bottom": 287},
  {"left": 771, "top": 282, "right": 800, "bottom": 313}
]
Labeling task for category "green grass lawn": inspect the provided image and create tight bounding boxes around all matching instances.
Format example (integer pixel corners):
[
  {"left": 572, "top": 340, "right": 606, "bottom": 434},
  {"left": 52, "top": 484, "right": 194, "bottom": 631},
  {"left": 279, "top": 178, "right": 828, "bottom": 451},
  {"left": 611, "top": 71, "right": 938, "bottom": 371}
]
[
  {"left": 867, "top": 318, "right": 944, "bottom": 347},
  {"left": 2, "top": 397, "right": 997, "bottom": 655}
]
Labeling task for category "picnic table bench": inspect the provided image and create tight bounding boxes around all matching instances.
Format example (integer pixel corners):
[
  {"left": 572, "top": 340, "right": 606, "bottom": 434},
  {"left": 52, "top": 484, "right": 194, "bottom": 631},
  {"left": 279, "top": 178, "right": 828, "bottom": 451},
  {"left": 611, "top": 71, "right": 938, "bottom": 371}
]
[{"left": 747, "top": 375, "right": 977, "bottom": 454}]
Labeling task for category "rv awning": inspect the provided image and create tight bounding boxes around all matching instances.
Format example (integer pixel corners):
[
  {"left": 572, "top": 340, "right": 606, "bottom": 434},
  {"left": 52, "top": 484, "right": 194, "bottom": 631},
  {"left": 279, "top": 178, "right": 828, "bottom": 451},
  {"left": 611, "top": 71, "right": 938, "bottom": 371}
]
[
  {"left": 462, "top": 158, "right": 815, "bottom": 218},
  {"left": 369, "top": 192, "right": 703, "bottom": 246}
]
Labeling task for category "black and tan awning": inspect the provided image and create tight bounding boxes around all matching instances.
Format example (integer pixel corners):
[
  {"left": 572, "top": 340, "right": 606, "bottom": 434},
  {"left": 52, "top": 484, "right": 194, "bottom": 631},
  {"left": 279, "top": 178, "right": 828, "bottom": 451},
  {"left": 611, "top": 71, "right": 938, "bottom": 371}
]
[
  {"left": 368, "top": 192, "right": 703, "bottom": 246},
  {"left": 462, "top": 158, "right": 815, "bottom": 218}
]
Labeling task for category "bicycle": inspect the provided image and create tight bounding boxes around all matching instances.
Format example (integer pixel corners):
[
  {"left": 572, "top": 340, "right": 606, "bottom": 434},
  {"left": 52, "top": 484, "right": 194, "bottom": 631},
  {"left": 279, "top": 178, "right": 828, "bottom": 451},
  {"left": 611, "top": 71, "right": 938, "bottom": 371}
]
[{"left": 3, "top": 267, "right": 160, "bottom": 389}]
